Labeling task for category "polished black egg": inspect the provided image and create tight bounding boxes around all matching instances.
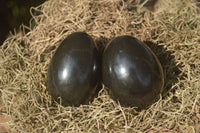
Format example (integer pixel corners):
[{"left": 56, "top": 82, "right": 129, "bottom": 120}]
[
  {"left": 47, "top": 32, "right": 100, "bottom": 106},
  {"left": 102, "top": 36, "right": 164, "bottom": 109}
]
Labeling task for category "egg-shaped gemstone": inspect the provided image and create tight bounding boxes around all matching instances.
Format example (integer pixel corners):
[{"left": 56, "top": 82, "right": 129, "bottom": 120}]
[
  {"left": 47, "top": 32, "right": 100, "bottom": 106},
  {"left": 102, "top": 36, "right": 164, "bottom": 109}
]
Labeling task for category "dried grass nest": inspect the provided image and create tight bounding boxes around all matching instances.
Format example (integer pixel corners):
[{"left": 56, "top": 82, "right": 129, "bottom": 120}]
[{"left": 0, "top": 0, "right": 200, "bottom": 132}]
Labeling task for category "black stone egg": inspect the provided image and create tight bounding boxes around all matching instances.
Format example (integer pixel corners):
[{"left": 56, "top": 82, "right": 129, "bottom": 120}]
[
  {"left": 47, "top": 32, "right": 100, "bottom": 106},
  {"left": 102, "top": 36, "right": 164, "bottom": 109}
]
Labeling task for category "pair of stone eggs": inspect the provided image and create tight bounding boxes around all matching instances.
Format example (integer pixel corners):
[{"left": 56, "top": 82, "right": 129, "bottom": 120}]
[{"left": 47, "top": 32, "right": 164, "bottom": 109}]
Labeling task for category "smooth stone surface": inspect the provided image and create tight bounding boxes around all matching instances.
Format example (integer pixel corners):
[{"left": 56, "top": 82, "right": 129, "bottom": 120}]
[
  {"left": 47, "top": 32, "right": 100, "bottom": 106},
  {"left": 102, "top": 36, "right": 164, "bottom": 109}
]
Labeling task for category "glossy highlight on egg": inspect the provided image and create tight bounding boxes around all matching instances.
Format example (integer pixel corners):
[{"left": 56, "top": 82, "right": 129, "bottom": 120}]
[
  {"left": 47, "top": 32, "right": 100, "bottom": 106},
  {"left": 102, "top": 36, "right": 164, "bottom": 109}
]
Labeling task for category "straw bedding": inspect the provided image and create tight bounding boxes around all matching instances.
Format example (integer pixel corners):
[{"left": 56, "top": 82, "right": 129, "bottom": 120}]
[{"left": 0, "top": 0, "right": 200, "bottom": 132}]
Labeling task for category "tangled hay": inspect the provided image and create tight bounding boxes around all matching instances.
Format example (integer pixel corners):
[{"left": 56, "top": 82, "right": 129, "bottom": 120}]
[{"left": 0, "top": 0, "right": 200, "bottom": 132}]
